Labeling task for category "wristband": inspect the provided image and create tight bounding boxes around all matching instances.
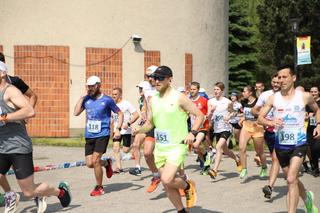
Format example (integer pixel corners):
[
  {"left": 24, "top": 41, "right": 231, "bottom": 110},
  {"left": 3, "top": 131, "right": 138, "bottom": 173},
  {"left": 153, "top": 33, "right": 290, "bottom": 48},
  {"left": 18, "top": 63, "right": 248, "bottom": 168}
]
[
  {"left": 190, "top": 130, "right": 198, "bottom": 137},
  {"left": 317, "top": 122, "right": 320, "bottom": 126}
]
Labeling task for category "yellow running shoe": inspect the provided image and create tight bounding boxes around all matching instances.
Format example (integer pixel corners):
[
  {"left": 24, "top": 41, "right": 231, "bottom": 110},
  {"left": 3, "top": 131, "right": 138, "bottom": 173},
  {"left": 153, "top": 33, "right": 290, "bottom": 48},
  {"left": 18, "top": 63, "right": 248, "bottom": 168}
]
[
  {"left": 236, "top": 160, "right": 242, "bottom": 172},
  {"left": 208, "top": 169, "right": 217, "bottom": 179},
  {"left": 185, "top": 180, "right": 197, "bottom": 208}
]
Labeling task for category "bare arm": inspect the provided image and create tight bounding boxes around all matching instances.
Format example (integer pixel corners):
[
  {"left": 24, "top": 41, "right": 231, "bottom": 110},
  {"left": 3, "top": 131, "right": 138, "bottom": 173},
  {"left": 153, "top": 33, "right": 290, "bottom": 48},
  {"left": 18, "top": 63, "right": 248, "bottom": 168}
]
[
  {"left": 134, "top": 97, "right": 154, "bottom": 134},
  {"left": 24, "top": 88, "right": 38, "bottom": 108},
  {"left": 179, "top": 93, "right": 205, "bottom": 144},
  {"left": 251, "top": 105, "right": 262, "bottom": 117},
  {"left": 74, "top": 92, "right": 87, "bottom": 116},
  {"left": 257, "top": 95, "right": 275, "bottom": 127},
  {"left": 1, "top": 86, "right": 35, "bottom": 122},
  {"left": 305, "top": 92, "right": 320, "bottom": 138}
]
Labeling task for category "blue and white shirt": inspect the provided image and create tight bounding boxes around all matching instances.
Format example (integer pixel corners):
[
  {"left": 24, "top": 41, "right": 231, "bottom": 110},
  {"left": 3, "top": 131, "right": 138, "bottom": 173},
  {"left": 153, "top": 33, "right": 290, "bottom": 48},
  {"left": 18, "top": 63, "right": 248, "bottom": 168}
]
[{"left": 82, "top": 95, "right": 120, "bottom": 138}]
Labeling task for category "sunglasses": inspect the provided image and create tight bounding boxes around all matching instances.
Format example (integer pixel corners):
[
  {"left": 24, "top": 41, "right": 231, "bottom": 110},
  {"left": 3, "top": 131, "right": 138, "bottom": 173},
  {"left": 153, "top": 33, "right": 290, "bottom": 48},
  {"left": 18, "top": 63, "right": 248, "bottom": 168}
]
[
  {"left": 154, "top": 75, "right": 166, "bottom": 81},
  {"left": 146, "top": 74, "right": 155, "bottom": 78}
]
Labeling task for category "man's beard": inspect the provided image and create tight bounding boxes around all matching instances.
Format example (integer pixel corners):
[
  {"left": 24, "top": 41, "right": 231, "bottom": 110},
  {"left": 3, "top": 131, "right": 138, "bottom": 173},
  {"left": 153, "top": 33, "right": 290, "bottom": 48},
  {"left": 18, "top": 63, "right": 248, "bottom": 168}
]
[{"left": 89, "top": 90, "right": 100, "bottom": 98}]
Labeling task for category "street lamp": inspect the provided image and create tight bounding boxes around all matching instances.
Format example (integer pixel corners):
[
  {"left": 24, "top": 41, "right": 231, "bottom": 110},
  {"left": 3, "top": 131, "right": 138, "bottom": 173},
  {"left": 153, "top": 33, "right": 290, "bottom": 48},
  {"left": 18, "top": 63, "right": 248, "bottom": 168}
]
[{"left": 290, "top": 18, "right": 301, "bottom": 78}]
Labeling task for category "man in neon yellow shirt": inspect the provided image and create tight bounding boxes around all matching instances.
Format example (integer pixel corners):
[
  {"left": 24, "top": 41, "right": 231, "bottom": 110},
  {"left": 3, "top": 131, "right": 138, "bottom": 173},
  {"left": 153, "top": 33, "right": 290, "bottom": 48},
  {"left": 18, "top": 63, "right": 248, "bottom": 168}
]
[{"left": 134, "top": 66, "right": 204, "bottom": 212}]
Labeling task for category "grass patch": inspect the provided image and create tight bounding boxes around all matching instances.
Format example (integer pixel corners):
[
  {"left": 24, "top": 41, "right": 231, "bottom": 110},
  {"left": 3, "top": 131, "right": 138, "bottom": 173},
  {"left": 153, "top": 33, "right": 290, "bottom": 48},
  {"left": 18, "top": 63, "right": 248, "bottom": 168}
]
[{"left": 32, "top": 138, "right": 86, "bottom": 147}]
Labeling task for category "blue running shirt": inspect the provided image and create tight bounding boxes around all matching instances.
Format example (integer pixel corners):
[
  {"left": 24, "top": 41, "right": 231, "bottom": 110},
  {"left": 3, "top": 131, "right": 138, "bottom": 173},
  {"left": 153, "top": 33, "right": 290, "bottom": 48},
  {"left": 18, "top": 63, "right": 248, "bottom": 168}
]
[{"left": 82, "top": 95, "right": 120, "bottom": 138}]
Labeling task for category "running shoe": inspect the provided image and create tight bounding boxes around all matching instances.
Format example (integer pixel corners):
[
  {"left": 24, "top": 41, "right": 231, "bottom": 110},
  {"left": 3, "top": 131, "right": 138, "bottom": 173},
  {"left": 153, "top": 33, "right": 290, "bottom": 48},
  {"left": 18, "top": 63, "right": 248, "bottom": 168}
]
[
  {"left": 259, "top": 167, "right": 268, "bottom": 178},
  {"left": 58, "top": 181, "right": 71, "bottom": 208},
  {"left": 262, "top": 185, "right": 272, "bottom": 199},
  {"left": 34, "top": 197, "right": 47, "bottom": 213},
  {"left": 4, "top": 192, "right": 20, "bottom": 213},
  {"left": 90, "top": 185, "right": 105, "bottom": 196},
  {"left": 235, "top": 160, "right": 242, "bottom": 172},
  {"left": 146, "top": 176, "right": 161, "bottom": 193},
  {"left": 114, "top": 168, "right": 124, "bottom": 174},
  {"left": 105, "top": 158, "right": 113, "bottom": 178},
  {"left": 129, "top": 167, "right": 142, "bottom": 176},
  {"left": 185, "top": 180, "right": 197, "bottom": 208},
  {"left": 204, "top": 152, "right": 211, "bottom": 167},
  {"left": 303, "top": 162, "right": 312, "bottom": 174},
  {"left": 313, "top": 168, "right": 320, "bottom": 177},
  {"left": 208, "top": 169, "right": 217, "bottom": 179},
  {"left": 305, "top": 191, "right": 318, "bottom": 213},
  {"left": 200, "top": 166, "right": 210, "bottom": 176},
  {"left": 239, "top": 168, "right": 248, "bottom": 180}
]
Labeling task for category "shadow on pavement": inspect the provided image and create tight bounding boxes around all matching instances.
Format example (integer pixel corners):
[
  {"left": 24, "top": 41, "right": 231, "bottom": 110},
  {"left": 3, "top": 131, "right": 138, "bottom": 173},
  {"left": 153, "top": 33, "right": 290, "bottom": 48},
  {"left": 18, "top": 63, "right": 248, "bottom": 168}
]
[
  {"left": 264, "top": 185, "right": 287, "bottom": 202},
  {"left": 274, "top": 209, "right": 305, "bottom": 213},
  {"left": 104, "top": 182, "right": 144, "bottom": 193},
  {"left": 162, "top": 206, "right": 221, "bottom": 213},
  {"left": 20, "top": 203, "right": 81, "bottom": 213},
  {"left": 150, "top": 191, "right": 167, "bottom": 200}
]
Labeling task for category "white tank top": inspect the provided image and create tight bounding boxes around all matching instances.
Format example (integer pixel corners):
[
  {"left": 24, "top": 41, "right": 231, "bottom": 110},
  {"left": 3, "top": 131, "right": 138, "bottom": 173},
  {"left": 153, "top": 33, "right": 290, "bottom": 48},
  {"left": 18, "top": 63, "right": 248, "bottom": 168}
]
[{"left": 273, "top": 90, "right": 307, "bottom": 147}]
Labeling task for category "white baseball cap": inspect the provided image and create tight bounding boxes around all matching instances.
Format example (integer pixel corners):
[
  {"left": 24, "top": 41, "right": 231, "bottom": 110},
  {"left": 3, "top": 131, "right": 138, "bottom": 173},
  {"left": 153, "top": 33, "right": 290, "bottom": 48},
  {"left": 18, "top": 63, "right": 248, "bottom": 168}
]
[
  {"left": 136, "top": 80, "right": 150, "bottom": 90},
  {"left": 0, "top": 61, "right": 8, "bottom": 72},
  {"left": 177, "top": 86, "right": 186, "bottom": 92},
  {"left": 146, "top": 65, "right": 158, "bottom": 75},
  {"left": 86, "top": 76, "right": 101, "bottom": 86},
  {"left": 199, "top": 88, "right": 206, "bottom": 93}
]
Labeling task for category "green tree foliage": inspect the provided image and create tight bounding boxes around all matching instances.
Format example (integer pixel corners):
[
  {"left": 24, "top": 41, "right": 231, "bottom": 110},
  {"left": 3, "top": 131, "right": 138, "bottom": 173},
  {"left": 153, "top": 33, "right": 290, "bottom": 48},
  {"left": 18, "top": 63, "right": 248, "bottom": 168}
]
[
  {"left": 257, "top": 0, "right": 320, "bottom": 89},
  {"left": 229, "top": 0, "right": 258, "bottom": 93}
]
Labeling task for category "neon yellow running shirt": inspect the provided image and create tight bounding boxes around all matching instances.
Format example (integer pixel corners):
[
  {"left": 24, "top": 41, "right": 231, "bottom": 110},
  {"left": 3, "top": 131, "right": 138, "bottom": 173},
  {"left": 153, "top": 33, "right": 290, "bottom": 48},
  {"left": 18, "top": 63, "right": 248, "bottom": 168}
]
[{"left": 151, "top": 89, "right": 189, "bottom": 148}]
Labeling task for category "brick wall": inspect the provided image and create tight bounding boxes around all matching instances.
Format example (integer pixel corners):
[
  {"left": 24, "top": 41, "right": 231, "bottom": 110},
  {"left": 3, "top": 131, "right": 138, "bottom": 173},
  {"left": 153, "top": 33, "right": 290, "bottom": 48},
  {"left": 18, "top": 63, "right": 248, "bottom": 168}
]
[
  {"left": 144, "top": 50, "right": 160, "bottom": 75},
  {"left": 14, "top": 45, "right": 70, "bottom": 137},
  {"left": 185, "top": 53, "right": 193, "bottom": 88},
  {"left": 86, "top": 48, "right": 122, "bottom": 95}
]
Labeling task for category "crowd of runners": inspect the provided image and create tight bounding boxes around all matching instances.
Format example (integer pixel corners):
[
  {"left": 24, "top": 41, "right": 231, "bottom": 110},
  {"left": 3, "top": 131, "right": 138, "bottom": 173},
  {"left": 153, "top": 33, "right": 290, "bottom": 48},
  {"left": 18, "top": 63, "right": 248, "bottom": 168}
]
[{"left": 0, "top": 54, "right": 320, "bottom": 213}]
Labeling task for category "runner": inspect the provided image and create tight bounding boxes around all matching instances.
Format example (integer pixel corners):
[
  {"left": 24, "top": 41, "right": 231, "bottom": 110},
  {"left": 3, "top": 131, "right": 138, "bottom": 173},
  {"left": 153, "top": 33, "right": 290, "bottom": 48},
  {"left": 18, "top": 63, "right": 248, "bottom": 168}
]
[
  {"left": 111, "top": 87, "right": 139, "bottom": 173},
  {"left": 306, "top": 86, "right": 320, "bottom": 177},
  {"left": 252, "top": 73, "right": 281, "bottom": 199},
  {"left": 0, "top": 53, "right": 46, "bottom": 211},
  {"left": 238, "top": 85, "right": 267, "bottom": 181},
  {"left": 207, "top": 82, "right": 242, "bottom": 179},
  {"left": 255, "top": 81, "right": 265, "bottom": 98},
  {"left": 0, "top": 61, "right": 71, "bottom": 213},
  {"left": 228, "top": 91, "right": 242, "bottom": 145},
  {"left": 258, "top": 65, "right": 319, "bottom": 213},
  {"left": 74, "top": 75, "right": 123, "bottom": 196},
  {"left": 133, "top": 66, "right": 204, "bottom": 212},
  {"left": 129, "top": 65, "right": 161, "bottom": 193},
  {"left": 189, "top": 82, "right": 210, "bottom": 174}
]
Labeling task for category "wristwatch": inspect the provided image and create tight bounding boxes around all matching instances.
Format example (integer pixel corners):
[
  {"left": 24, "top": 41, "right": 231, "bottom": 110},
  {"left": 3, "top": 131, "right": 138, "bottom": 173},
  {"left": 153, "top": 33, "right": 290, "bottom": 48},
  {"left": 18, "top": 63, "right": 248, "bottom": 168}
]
[{"left": 190, "top": 130, "right": 198, "bottom": 137}]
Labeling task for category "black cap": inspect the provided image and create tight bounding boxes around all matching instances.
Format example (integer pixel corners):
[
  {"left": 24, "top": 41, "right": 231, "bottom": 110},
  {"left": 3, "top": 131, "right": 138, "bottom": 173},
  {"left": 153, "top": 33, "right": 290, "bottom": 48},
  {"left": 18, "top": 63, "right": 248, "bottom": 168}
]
[{"left": 154, "top": 66, "right": 173, "bottom": 77}]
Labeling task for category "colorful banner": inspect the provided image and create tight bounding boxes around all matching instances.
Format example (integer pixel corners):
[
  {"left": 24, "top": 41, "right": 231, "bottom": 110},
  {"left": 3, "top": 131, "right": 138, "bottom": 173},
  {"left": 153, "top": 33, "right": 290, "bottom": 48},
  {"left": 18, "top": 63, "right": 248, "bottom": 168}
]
[{"left": 297, "top": 36, "right": 312, "bottom": 65}]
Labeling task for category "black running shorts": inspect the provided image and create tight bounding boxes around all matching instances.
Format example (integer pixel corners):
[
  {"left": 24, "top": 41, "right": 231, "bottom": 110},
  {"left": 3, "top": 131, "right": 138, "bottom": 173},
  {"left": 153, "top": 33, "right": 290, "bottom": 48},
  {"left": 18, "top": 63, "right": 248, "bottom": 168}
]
[
  {"left": 0, "top": 152, "right": 34, "bottom": 180},
  {"left": 85, "top": 136, "right": 110, "bottom": 156},
  {"left": 113, "top": 134, "right": 132, "bottom": 148},
  {"left": 214, "top": 131, "right": 232, "bottom": 141},
  {"left": 275, "top": 145, "right": 307, "bottom": 168}
]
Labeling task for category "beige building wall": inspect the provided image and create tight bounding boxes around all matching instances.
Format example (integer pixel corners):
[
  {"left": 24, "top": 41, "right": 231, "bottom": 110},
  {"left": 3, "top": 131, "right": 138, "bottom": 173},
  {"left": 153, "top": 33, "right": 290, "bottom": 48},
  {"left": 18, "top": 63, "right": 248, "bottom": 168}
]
[{"left": 0, "top": 0, "right": 228, "bottom": 133}]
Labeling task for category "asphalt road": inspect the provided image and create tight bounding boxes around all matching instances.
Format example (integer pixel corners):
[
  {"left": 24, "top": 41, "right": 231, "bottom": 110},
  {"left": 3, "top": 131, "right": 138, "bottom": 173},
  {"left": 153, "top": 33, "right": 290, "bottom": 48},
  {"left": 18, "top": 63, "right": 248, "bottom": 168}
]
[{"left": 1, "top": 146, "right": 319, "bottom": 213}]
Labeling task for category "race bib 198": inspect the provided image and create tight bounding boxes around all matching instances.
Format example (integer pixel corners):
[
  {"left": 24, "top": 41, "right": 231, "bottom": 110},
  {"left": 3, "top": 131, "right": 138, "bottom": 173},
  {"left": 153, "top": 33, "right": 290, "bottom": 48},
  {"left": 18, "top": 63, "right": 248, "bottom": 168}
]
[
  {"left": 87, "top": 120, "right": 102, "bottom": 133},
  {"left": 278, "top": 130, "right": 298, "bottom": 145},
  {"left": 155, "top": 129, "right": 170, "bottom": 145}
]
